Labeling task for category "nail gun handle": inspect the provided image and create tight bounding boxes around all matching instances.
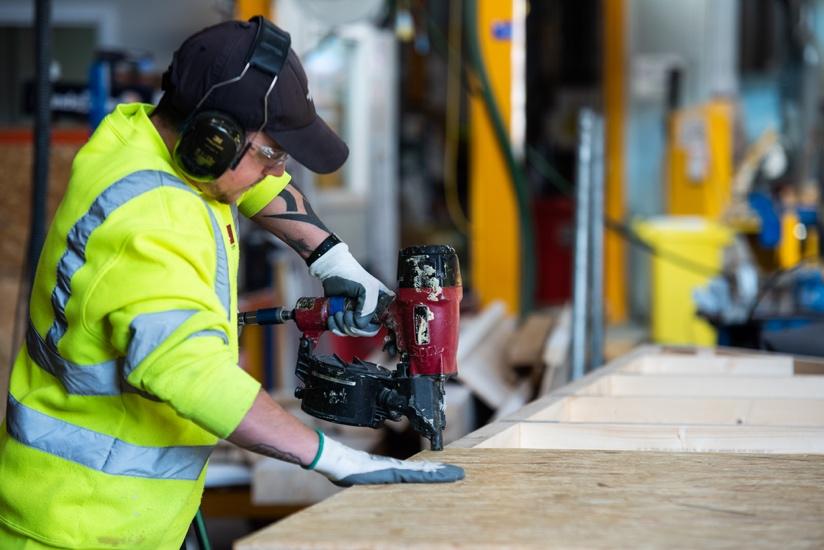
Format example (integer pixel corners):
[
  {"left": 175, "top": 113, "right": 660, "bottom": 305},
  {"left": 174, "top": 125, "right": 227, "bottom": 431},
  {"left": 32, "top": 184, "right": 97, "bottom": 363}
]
[{"left": 327, "top": 294, "right": 394, "bottom": 325}]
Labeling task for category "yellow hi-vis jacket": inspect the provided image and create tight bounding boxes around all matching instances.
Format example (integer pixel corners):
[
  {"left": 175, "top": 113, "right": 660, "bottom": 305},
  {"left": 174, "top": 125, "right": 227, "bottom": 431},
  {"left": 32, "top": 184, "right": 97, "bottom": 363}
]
[{"left": 0, "top": 103, "right": 290, "bottom": 549}]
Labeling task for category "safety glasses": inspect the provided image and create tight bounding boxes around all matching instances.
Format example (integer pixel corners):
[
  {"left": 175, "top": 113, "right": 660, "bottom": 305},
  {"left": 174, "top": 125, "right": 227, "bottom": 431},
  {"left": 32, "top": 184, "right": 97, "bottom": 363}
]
[{"left": 249, "top": 140, "right": 289, "bottom": 171}]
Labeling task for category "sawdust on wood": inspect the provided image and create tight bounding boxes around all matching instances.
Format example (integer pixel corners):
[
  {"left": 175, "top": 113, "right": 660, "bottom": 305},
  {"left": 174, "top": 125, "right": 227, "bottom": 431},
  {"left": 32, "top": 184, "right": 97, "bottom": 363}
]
[{"left": 236, "top": 449, "right": 824, "bottom": 549}]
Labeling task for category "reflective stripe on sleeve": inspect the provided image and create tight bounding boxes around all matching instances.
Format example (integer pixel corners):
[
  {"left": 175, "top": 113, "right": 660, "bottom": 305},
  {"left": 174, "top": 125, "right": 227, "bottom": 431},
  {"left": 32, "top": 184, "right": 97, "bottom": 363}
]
[
  {"left": 29, "top": 169, "right": 232, "bottom": 395},
  {"left": 123, "top": 309, "right": 199, "bottom": 378},
  {"left": 27, "top": 320, "right": 122, "bottom": 396},
  {"left": 189, "top": 329, "right": 230, "bottom": 344},
  {"left": 46, "top": 169, "right": 231, "bottom": 349},
  {"left": 46, "top": 171, "right": 193, "bottom": 350},
  {"left": 6, "top": 393, "right": 213, "bottom": 480},
  {"left": 28, "top": 309, "right": 228, "bottom": 396}
]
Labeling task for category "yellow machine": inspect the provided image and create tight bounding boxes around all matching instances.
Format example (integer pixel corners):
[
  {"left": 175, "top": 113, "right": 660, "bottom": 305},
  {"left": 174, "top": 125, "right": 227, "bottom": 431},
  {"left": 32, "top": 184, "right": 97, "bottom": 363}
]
[{"left": 667, "top": 99, "right": 735, "bottom": 220}]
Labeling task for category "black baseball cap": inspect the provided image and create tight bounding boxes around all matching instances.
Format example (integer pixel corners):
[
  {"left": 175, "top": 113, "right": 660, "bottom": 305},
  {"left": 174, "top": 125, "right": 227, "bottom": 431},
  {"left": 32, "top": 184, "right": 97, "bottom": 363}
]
[{"left": 161, "top": 18, "right": 348, "bottom": 174}]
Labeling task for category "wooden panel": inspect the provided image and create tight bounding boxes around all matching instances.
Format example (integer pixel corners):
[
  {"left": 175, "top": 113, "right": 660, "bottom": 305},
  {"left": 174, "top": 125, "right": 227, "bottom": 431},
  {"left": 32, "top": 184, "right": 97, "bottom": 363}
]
[
  {"left": 530, "top": 396, "right": 824, "bottom": 426},
  {"left": 476, "top": 422, "right": 824, "bottom": 453},
  {"left": 578, "top": 374, "right": 824, "bottom": 398},
  {"left": 795, "top": 357, "right": 824, "bottom": 375},
  {"left": 236, "top": 449, "right": 824, "bottom": 549},
  {"left": 626, "top": 354, "right": 795, "bottom": 376}
]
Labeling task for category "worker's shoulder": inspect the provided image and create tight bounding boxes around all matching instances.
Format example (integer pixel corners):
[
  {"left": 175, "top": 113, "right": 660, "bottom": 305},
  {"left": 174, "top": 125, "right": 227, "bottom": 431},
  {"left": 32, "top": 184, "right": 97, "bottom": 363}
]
[
  {"left": 61, "top": 163, "right": 214, "bottom": 245},
  {"left": 109, "top": 169, "right": 214, "bottom": 231}
]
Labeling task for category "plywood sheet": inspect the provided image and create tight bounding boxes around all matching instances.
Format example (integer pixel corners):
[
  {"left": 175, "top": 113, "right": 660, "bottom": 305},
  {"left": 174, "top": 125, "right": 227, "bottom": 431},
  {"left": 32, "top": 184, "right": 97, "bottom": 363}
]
[{"left": 236, "top": 449, "right": 824, "bottom": 549}]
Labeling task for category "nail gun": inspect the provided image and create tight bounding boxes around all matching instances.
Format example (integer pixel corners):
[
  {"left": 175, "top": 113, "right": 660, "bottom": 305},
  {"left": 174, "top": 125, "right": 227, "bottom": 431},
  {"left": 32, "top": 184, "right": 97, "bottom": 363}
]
[{"left": 238, "top": 245, "right": 462, "bottom": 450}]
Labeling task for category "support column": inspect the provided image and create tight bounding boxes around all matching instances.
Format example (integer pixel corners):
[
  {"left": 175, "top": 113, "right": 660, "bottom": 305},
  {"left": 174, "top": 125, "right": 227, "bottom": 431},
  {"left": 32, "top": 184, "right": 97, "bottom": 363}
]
[
  {"left": 603, "top": 0, "right": 628, "bottom": 322},
  {"left": 469, "top": 0, "right": 520, "bottom": 314}
]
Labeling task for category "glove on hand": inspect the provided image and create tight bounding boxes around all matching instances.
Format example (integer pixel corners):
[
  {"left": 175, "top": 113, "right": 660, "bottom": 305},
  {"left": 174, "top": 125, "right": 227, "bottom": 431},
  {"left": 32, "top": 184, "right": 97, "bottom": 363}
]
[
  {"left": 309, "top": 242, "right": 394, "bottom": 337},
  {"left": 308, "top": 432, "right": 465, "bottom": 488}
]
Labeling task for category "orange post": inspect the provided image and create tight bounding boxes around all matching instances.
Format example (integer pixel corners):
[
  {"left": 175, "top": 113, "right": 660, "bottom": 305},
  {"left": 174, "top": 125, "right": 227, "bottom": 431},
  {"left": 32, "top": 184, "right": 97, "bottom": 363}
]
[
  {"left": 469, "top": 0, "right": 520, "bottom": 314},
  {"left": 235, "top": 0, "right": 272, "bottom": 20},
  {"left": 603, "top": 0, "right": 628, "bottom": 322}
]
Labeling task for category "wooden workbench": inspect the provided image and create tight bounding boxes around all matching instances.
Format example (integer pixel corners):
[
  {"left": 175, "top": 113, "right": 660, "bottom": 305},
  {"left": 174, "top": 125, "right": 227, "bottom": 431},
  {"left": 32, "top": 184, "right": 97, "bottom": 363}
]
[{"left": 236, "top": 346, "right": 824, "bottom": 549}]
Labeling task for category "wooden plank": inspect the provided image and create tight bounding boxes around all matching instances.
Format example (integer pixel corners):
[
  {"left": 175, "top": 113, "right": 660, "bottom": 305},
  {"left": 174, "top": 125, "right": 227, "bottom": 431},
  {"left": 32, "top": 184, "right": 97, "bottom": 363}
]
[
  {"left": 236, "top": 449, "right": 824, "bottom": 549},
  {"left": 538, "top": 305, "right": 571, "bottom": 395},
  {"left": 475, "top": 422, "right": 824, "bottom": 453},
  {"left": 577, "top": 374, "right": 824, "bottom": 398},
  {"left": 795, "top": 357, "right": 824, "bottom": 375},
  {"left": 456, "top": 317, "right": 518, "bottom": 409},
  {"left": 626, "top": 354, "right": 795, "bottom": 376},
  {"left": 446, "top": 417, "right": 521, "bottom": 449},
  {"left": 528, "top": 396, "right": 824, "bottom": 426},
  {"left": 506, "top": 310, "right": 556, "bottom": 368}
]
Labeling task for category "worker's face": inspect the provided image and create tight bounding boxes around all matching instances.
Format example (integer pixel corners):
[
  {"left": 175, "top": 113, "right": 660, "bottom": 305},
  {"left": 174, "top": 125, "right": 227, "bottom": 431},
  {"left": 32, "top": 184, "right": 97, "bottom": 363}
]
[{"left": 200, "top": 133, "right": 288, "bottom": 204}]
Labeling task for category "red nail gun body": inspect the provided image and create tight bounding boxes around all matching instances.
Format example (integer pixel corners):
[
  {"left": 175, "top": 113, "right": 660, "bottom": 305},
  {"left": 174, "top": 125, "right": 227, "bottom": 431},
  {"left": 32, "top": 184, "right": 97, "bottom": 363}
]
[{"left": 239, "top": 245, "right": 462, "bottom": 450}]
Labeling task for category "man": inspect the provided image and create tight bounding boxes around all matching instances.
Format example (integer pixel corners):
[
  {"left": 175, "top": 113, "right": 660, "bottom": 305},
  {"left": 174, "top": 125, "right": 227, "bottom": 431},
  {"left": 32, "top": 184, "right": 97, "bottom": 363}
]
[{"left": 0, "top": 18, "right": 463, "bottom": 549}]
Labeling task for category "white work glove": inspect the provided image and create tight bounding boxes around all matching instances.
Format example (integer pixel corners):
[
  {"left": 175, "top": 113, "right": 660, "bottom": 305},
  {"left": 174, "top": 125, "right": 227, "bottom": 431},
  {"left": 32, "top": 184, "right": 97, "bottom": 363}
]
[
  {"left": 307, "top": 432, "right": 464, "bottom": 487},
  {"left": 309, "top": 241, "right": 394, "bottom": 337}
]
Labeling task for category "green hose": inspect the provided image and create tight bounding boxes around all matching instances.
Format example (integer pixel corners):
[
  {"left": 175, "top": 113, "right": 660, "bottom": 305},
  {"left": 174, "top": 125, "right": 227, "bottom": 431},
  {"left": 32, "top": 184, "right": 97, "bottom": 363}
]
[
  {"left": 464, "top": 0, "right": 536, "bottom": 317},
  {"left": 193, "top": 509, "right": 211, "bottom": 550}
]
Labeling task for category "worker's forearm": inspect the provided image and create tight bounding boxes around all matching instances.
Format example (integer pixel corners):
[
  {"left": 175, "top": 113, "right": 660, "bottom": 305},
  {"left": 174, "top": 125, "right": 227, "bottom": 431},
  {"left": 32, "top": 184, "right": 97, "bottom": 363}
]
[
  {"left": 251, "top": 183, "right": 331, "bottom": 259},
  {"left": 227, "top": 389, "right": 319, "bottom": 466}
]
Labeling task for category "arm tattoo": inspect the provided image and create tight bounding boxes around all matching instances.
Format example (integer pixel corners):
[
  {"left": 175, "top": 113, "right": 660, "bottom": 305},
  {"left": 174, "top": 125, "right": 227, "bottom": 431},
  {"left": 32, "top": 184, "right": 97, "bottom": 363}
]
[
  {"left": 248, "top": 444, "right": 303, "bottom": 466},
  {"left": 264, "top": 186, "right": 329, "bottom": 232}
]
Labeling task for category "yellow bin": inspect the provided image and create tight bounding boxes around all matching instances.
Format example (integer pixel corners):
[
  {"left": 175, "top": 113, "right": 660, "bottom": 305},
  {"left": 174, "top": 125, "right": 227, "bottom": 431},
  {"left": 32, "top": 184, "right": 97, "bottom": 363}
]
[{"left": 634, "top": 216, "right": 732, "bottom": 345}]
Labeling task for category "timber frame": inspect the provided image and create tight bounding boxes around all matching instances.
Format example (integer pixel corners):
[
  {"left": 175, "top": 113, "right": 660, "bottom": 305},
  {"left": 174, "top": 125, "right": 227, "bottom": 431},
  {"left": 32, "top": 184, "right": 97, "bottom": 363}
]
[{"left": 455, "top": 345, "right": 824, "bottom": 453}]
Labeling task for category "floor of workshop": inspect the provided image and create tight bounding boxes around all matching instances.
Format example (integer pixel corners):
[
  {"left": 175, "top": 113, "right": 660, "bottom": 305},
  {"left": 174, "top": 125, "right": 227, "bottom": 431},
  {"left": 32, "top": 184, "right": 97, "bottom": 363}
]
[
  {"left": 201, "top": 518, "right": 257, "bottom": 550},
  {"left": 195, "top": 485, "right": 306, "bottom": 550}
]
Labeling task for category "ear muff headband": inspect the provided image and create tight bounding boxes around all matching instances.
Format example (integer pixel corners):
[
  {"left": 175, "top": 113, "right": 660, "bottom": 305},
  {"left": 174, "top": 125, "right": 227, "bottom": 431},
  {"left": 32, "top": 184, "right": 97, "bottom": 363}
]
[{"left": 173, "top": 17, "right": 291, "bottom": 182}]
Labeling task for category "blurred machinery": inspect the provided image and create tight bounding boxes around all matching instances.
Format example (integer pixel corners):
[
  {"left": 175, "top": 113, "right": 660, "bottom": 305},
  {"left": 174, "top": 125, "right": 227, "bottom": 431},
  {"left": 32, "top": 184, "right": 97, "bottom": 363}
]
[
  {"left": 88, "top": 50, "right": 155, "bottom": 129},
  {"left": 654, "top": 0, "right": 824, "bottom": 352}
]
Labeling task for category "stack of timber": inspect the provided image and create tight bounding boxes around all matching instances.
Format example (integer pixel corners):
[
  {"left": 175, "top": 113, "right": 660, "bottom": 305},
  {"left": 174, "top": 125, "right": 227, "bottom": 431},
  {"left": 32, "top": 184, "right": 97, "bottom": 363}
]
[{"left": 237, "top": 346, "right": 824, "bottom": 549}]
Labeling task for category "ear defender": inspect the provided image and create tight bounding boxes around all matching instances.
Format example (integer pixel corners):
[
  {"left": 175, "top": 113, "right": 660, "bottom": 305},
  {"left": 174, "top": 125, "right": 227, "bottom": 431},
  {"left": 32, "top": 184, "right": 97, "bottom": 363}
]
[
  {"left": 173, "top": 110, "right": 245, "bottom": 182},
  {"left": 171, "top": 17, "right": 290, "bottom": 182}
]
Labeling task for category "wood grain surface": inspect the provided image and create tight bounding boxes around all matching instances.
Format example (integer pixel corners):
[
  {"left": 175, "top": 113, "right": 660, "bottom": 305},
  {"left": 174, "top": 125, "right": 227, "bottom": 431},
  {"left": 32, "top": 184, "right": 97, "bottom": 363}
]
[{"left": 236, "top": 448, "right": 824, "bottom": 549}]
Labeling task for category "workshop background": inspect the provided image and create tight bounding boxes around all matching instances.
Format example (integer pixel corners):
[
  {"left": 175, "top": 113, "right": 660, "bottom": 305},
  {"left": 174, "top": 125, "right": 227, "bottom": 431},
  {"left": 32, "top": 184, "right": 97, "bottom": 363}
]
[{"left": 3, "top": 0, "right": 824, "bottom": 548}]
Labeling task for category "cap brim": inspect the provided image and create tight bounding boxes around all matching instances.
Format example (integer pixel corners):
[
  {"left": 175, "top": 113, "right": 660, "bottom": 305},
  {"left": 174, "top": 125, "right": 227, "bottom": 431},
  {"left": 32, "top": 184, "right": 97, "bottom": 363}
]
[{"left": 268, "top": 115, "right": 349, "bottom": 174}]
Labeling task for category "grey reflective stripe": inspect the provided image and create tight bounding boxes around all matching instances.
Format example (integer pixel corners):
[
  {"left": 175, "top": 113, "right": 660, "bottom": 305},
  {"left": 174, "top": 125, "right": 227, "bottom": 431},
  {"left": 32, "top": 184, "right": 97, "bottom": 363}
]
[
  {"left": 190, "top": 329, "right": 230, "bottom": 345},
  {"left": 31, "top": 169, "right": 233, "bottom": 395},
  {"left": 205, "top": 207, "right": 231, "bottom": 319},
  {"left": 6, "top": 393, "right": 213, "bottom": 480},
  {"left": 27, "top": 320, "right": 121, "bottom": 395},
  {"left": 123, "top": 309, "right": 198, "bottom": 378},
  {"left": 26, "top": 321, "right": 160, "bottom": 400},
  {"left": 46, "top": 171, "right": 193, "bottom": 350}
]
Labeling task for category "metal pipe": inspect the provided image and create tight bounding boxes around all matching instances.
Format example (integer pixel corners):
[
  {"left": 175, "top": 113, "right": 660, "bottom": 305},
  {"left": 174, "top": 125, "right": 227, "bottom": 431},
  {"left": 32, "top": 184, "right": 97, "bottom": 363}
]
[
  {"left": 27, "top": 0, "right": 52, "bottom": 282},
  {"left": 571, "top": 109, "right": 594, "bottom": 381},
  {"left": 589, "top": 114, "right": 606, "bottom": 371}
]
